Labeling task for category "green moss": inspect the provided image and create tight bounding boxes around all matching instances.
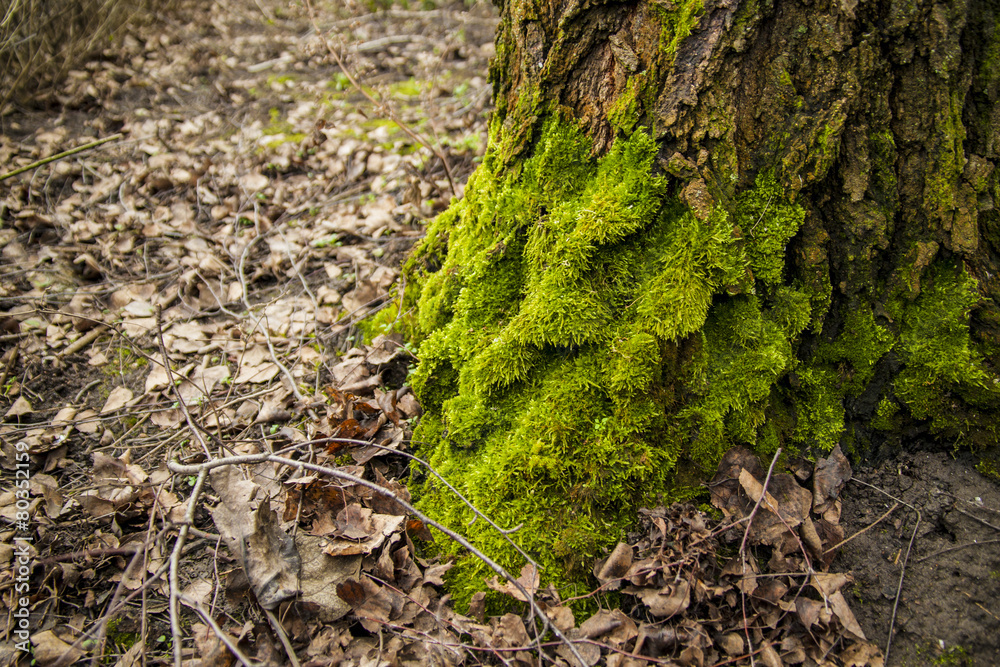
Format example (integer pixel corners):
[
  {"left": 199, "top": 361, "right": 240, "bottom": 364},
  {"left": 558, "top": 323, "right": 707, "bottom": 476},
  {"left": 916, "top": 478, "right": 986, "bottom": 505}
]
[
  {"left": 923, "top": 92, "right": 966, "bottom": 223},
  {"left": 871, "top": 397, "right": 901, "bottom": 431},
  {"left": 815, "top": 304, "right": 894, "bottom": 396},
  {"left": 736, "top": 171, "right": 806, "bottom": 286},
  {"left": 607, "top": 75, "right": 643, "bottom": 134},
  {"left": 893, "top": 260, "right": 1000, "bottom": 441},
  {"left": 105, "top": 618, "right": 140, "bottom": 652},
  {"left": 404, "top": 116, "right": 825, "bottom": 601},
  {"left": 654, "top": 0, "right": 706, "bottom": 64},
  {"left": 388, "top": 78, "right": 422, "bottom": 98}
]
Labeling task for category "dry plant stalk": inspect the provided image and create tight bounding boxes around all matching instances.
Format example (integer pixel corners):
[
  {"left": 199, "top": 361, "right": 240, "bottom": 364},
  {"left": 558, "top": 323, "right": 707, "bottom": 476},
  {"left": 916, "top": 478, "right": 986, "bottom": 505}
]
[{"left": 0, "top": 0, "right": 172, "bottom": 108}]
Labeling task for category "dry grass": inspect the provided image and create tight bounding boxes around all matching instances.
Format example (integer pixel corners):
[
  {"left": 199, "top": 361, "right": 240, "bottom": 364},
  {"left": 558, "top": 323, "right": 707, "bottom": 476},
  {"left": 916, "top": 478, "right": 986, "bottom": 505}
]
[{"left": 0, "top": 0, "right": 174, "bottom": 108}]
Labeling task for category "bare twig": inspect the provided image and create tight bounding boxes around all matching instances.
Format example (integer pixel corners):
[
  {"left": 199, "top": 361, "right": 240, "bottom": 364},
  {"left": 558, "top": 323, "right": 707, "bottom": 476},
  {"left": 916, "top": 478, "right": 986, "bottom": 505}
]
[
  {"left": 170, "top": 468, "right": 209, "bottom": 667},
  {"left": 823, "top": 502, "right": 900, "bottom": 553},
  {"left": 179, "top": 593, "right": 258, "bottom": 667},
  {"left": 154, "top": 309, "right": 212, "bottom": 459},
  {"left": 58, "top": 324, "right": 107, "bottom": 358},
  {"left": 916, "top": 538, "right": 1000, "bottom": 563},
  {"left": 736, "top": 447, "right": 782, "bottom": 667},
  {"left": 264, "top": 608, "right": 301, "bottom": 667},
  {"left": 952, "top": 506, "right": 1000, "bottom": 532},
  {"left": 0, "top": 133, "right": 122, "bottom": 182}
]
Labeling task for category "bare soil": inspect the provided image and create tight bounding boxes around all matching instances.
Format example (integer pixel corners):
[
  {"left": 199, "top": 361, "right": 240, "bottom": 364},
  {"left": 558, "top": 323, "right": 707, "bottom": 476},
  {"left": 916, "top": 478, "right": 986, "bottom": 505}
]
[{"left": 838, "top": 449, "right": 1000, "bottom": 666}]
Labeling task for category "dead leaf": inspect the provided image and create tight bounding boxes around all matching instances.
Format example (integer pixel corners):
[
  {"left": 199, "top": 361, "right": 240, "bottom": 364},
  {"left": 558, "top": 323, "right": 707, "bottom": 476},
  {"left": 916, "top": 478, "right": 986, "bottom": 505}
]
[
  {"left": 321, "top": 512, "right": 404, "bottom": 557},
  {"left": 112, "top": 642, "right": 143, "bottom": 667},
  {"left": 813, "top": 444, "right": 852, "bottom": 514},
  {"left": 191, "top": 622, "right": 235, "bottom": 667},
  {"left": 467, "top": 591, "right": 486, "bottom": 623},
  {"left": 208, "top": 467, "right": 299, "bottom": 610},
  {"left": 556, "top": 640, "right": 602, "bottom": 667},
  {"left": 31, "top": 630, "right": 83, "bottom": 665},
  {"left": 595, "top": 542, "right": 632, "bottom": 589},
  {"left": 829, "top": 590, "right": 867, "bottom": 640},
  {"left": 494, "top": 613, "right": 529, "bottom": 648},
  {"left": 336, "top": 579, "right": 367, "bottom": 607},
  {"left": 100, "top": 387, "right": 134, "bottom": 413},
  {"left": 545, "top": 604, "right": 577, "bottom": 633},
  {"left": 5, "top": 396, "right": 32, "bottom": 419},
  {"left": 716, "top": 632, "right": 744, "bottom": 656},
  {"left": 634, "top": 579, "right": 690, "bottom": 618},
  {"left": 487, "top": 562, "right": 539, "bottom": 602},
  {"left": 181, "top": 579, "right": 214, "bottom": 608},
  {"left": 579, "top": 609, "right": 621, "bottom": 639},
  {"left": 296, "top": 533, "right": 361, "bottom": 621},
  {"left": 241, "top": 498, "right": 301, "bottom": 609},
  {"left": 840, "top": 641, "right": 884, "bottom": 667},
  {"left": 74, "top": 409, "right": 99, "bottom": 433}
]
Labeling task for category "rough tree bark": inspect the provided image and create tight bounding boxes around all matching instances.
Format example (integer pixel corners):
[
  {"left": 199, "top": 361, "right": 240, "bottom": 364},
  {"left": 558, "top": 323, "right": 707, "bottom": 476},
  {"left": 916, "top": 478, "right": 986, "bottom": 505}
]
[{"left": 402, "top": 0, "right": 1000, "bottom": 591}]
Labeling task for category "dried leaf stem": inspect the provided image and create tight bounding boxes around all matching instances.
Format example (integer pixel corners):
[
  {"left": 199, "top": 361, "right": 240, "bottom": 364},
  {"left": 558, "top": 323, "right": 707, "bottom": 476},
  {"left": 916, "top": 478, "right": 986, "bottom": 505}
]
[{"left": 0, "top": 133, "right": 122, "bottom": 182}]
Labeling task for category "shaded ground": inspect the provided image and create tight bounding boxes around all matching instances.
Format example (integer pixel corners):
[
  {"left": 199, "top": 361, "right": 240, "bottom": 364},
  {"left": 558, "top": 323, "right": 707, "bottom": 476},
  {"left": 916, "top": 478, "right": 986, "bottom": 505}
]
[
  {"left": 838, "top": 450, "right": 1000, "bottom": 666},
  {"left": 0, "top": 0, "right": 997, "bottom": 665}
]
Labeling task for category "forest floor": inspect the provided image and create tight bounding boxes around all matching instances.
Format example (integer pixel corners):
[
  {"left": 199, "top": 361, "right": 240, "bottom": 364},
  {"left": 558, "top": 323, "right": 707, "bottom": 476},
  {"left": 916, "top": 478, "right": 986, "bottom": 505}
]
[{"left": 0, "top": 0, "right": 997, "bottom": 665}]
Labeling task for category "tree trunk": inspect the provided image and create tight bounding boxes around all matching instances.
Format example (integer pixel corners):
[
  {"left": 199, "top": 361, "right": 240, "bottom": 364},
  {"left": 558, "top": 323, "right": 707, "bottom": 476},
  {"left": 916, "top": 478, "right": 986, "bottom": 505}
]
[{"left": 403, "top": 0, "right": 1000, "bottom": 590}]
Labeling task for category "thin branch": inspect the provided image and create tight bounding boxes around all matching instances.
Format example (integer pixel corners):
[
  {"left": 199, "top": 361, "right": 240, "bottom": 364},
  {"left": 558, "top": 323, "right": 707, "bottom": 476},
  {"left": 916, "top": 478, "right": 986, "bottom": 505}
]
[
  {"left": 823, "top": 502, "right": 900, "bottom": 553},
  {"left": 0, "top": 133, "right": 123, "bottom": 182},
  {"left": 916, "top": 538, "right": 1000, "bottom": 564},
  {"left": 170, "top": 468, "right": 209, "bottom": 667}
]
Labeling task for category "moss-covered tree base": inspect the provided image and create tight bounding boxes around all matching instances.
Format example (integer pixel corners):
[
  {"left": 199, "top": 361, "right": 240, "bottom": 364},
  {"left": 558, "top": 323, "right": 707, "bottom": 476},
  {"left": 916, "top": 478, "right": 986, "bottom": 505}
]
[{"left": 397, "top": 0, "right": 1000, "bottom": 604}]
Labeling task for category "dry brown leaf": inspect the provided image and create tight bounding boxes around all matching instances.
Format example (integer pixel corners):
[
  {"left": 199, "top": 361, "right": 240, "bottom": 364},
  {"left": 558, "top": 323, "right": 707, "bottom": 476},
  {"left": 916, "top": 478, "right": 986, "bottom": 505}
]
[
  {"left": 297, "top": 533, "right": 360, "bottom": 621},
  {"left": 487, "top": 562, "right": 539, "bottom": 602},
  {"left": 31, "top": 630, "right": 83, "bottom": 666},
  {"left": 634, "top": 579, "right": 690, "bottom": 618},
  {"left": 191, "top": 622, "right": 236, "bottom": 667},
  {"left": 840, "top": 641, "right": 885, "bottom": 667},
  {"left": 181, "top": 579, "right": 215, "bottom": 608},
  {"left": 556, "top": 640, "right": 602, "bottom": 667},
  {"left": 321, "top": 512, "right": 405, "bottom": 557},
  {"left": 579, "top": 609, "right": 621, "bottom": 639},
  {"left": 813, "top": 444, "right": 852, "bottom": 514},
  {"left": 716, "top": 632, "right": 744, "bottom": 656},
  {"left": 112, "top": 642, "right": 143, "bottom": 667},
  {"left": 241, "top": 498, "right": 301, "bottom": 609},
  {"left": 595, "top": 542, "right": 633, "bottom": 590},
  {"left": 494, "top": 613, "right": 529, "bottom": 648},
  {"left": 5, "top": 395, "right": 32, "bottom": 419},
  {"left": 829, "top": 590, "right": 867, "bottom": 640},
  {"left": 100, "top": 387, "right": 134, "bottom": 413},
  {"left": 545, "top": 604, "right": 577, "bottom": 633},
  {"left": 72, "top": 408, "right": 99, "bottom": 434},
  {"left": 422, "top": 561, "right": 453, "bottom": 587}
]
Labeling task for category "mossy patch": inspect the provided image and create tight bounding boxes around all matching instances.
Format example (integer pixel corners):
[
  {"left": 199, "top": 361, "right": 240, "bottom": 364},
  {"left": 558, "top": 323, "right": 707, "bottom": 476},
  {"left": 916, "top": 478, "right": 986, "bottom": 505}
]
[
  {"left": 893, "top": 260, "right": 1000, "bottom": 445},
  {"left": 654, "top": 0, "right": 706, "bottom": 64},
  {"left": 403, "top": 116, "right": 830, "bottom": 603}
]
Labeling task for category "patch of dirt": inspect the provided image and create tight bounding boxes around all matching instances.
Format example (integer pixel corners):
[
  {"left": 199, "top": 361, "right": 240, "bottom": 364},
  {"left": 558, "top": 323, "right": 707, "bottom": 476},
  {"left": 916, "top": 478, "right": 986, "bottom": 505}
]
[{"left": 838, "top": 450, "right": 1000, "bottom": 666}]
